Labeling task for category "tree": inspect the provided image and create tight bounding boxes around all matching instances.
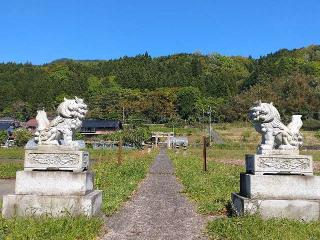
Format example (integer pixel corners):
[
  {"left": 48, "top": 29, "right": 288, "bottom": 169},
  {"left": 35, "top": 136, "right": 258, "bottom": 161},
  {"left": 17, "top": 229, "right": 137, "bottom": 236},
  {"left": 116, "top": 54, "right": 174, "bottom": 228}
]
[{"left": 177, "top": 87, "right": 201, "bottom": 121}]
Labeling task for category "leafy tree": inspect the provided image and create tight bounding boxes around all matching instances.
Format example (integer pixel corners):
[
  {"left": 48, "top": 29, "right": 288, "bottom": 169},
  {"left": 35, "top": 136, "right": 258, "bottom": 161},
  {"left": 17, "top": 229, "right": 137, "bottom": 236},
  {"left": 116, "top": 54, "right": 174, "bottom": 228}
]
[{"left": 177, "top": 87, "right": 201, "bottom": 121}]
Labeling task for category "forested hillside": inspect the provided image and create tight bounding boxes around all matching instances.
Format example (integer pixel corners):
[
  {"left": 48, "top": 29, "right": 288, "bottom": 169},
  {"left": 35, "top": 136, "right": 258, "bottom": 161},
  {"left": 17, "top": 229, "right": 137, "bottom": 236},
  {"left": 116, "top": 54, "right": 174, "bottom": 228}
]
[{"left": 1, "top": 45, "right": 320, "bottom": 123}]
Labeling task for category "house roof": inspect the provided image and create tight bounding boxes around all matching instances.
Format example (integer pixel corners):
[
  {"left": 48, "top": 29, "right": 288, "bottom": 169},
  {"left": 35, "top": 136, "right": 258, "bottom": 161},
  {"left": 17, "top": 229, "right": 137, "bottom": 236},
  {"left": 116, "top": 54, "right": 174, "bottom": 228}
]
[
  {"left": 0, "top": 122, "right": 11, "bottom": 131},
  {"left": 82, "top": 120, "right": 123, "bottom": 129},
  {"left": 26, "top": 118, "right": 38, "bottom": 128},
  {"left": 0, "top": 117, "right": 17, "bottom": 122}
]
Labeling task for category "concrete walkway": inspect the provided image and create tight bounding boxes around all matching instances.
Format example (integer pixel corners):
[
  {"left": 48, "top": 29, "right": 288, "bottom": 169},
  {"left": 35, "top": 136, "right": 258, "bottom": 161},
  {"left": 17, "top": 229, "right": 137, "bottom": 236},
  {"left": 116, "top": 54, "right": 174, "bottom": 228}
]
[
  {"left": 0, "top": 179, "right": 15, "bottom": 199},
  {"left": 103, "top": 148, "right": 207, "bottom": 240}
]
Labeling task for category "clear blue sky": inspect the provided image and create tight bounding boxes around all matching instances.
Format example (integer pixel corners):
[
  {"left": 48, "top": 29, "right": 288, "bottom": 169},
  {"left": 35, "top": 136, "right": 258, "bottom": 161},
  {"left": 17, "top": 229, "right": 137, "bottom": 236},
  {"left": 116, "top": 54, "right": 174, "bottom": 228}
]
[{"left": 1, "top": 0, "right": 319, "bottom": 64}]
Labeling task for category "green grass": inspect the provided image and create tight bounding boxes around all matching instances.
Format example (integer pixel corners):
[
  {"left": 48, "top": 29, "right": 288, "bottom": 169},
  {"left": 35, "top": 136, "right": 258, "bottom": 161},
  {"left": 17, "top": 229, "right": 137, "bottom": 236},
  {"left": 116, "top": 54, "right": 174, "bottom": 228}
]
[
  {"left": 0, "top": 162, "right": 23, "bottom": 179},
  {"left": 170, "top": 151, "right": 243, "bottom": 214},
  {"left": 0, "top": 148, "right": 24, "bottom": 159},
  {"left": 207, "top": 215, "right": 320, "bottom": 240},
  {"left": 0, "top": 148, "right": 24, "bottom": 179},
  {"left": 0, "top": 216, "right": 103, "bottom": 240},
  {"left": 93, "top": 150, "right": 156, "bottom": 215}
]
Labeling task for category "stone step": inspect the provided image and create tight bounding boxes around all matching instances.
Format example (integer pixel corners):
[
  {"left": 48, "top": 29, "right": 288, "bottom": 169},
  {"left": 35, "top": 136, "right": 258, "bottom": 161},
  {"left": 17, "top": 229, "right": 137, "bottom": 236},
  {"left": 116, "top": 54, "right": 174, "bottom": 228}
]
[
  {"left": 232, "top": 192, "right": 320, "bottom": 222},
  {"left": 2, "top": 190, "right": 102, "bottom": 218},
  {"left": 240, "top": 173, "right": 320, "bottom": 199},
  {"left": 15, "top": 170, "right": 94, "bottom": 196}
]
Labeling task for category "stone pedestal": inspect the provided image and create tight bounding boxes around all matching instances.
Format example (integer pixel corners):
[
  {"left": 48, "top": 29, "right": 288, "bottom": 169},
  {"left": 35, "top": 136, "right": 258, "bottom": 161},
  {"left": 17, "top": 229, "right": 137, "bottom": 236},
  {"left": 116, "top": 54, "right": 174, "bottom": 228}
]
[
  {"left": 245, "top": 154, "right": 313, "bottom": 175},
  {"left": 15, "top": 171, "right": 94, "bottom": 195},
  {"left": 2, "top": 147, "right": 102, "bottom": 218},
  {"left": 24, "top": 149, "right": 89, "bottom": 172},
  {"left": 232, "top": 193, "right": 320, "bottom": 222},
  {"left": 232, "top": 153, "right": 320, "bottom": 221},
  {"left": 2, "top": 190, "right": 102, "bottom": 218}
]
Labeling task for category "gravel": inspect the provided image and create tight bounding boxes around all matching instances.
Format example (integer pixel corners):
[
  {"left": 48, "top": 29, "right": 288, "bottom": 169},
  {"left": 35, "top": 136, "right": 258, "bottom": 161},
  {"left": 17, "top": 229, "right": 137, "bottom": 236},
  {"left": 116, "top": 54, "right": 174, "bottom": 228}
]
[{"left": 103, "top": 148, "right": 207, "bottom": 240}]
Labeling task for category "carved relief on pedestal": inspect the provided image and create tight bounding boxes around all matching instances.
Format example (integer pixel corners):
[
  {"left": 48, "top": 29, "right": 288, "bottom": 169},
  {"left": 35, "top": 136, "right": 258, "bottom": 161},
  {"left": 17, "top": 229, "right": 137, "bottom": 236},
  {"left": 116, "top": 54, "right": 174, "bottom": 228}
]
[
  {"left": 257, "top": 157, "right": 311, "bottom": 170},
  {"left": 27, "top": 153, "right": 80, "bottom": 166}
]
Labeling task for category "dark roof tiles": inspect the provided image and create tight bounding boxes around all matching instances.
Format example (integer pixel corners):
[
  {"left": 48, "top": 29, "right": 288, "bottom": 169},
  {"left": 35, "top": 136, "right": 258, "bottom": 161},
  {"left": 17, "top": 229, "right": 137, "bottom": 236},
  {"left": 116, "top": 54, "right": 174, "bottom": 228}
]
[{"left": 81, "top": 120, "right": 122, "bottom": 129}]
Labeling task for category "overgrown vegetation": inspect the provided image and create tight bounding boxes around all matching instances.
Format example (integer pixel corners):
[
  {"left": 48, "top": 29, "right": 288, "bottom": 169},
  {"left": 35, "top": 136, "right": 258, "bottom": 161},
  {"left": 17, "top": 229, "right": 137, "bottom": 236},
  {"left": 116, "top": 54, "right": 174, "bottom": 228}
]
[
  {"left": 207, "top": 215, "right": 320, "bottom": 240},
  {"left": 98, "top": 126, "right": 151, "bottom": 148},
  {"left": 0, "top": 148, "right": 24, "bottom": 159},
  {"left": 0, "top": 131, "right": 7, "bottom": 145},
  {"left": 93, "top": 149, "right": 156, "bottom": 215},
  {"left": 170, "top": 151, "right": 243, "bottom": 214},
  {"left": 0, "top": 216, "right": 103, "bottom": 240},
  {"left": 0, "top": 148, "right": 156, "bottom": 239},
  {"left": 1, "top": 45, "right": 320, "bottom": 124},
  {"left": 14, "top": 128, "right": 33, "bottom": 147},
  {"left": 0, "top": 161, "right": 23, "bottom": 178}
]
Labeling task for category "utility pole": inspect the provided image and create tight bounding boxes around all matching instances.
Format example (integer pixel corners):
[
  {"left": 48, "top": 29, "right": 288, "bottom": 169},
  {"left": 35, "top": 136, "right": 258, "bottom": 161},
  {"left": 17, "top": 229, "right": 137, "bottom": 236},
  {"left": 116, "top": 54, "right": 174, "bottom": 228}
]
[
  {"left": 209, "top": 107, "right": 212, "bottom": 146},
  {"left": 172, "top": 124, "right": 175, "bottom": 136},
  {"left": 202, "top": 109, "right": 205, "bottom": 133},
  {"left": 122, "top": 107, "right": 125, "bottom": 124},
  {"left": 118, "top": 137, "right": 123, "bottom": 165},
  {"left": 203, "top": 136, "right": 207, "bottom": 171}
]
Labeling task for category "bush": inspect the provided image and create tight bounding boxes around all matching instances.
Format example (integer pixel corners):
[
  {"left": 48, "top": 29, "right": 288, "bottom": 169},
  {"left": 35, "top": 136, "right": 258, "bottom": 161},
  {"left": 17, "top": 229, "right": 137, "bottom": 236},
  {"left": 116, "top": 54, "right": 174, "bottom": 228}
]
[
  {"left": 302, "top": 119, "right": 320, "bottom": 131},
  {"left": 0, "top": 131, "right": 7, "bottom": 144},
  {"left": 100, "top": 127, "right": 151, "bottom": 148},
  {"left": 74, "top": 132, "right": 85, "bottom": 140},
  {"left": 14, "top": 128, "right": 32, "bottom": 147}
]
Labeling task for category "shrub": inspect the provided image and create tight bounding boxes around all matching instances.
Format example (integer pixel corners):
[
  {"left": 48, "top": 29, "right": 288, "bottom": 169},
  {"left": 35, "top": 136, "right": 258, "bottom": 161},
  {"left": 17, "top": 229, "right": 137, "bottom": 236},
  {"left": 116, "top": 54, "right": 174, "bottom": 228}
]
[
  {"left": 0, "top": 131, "right": 7, "bottom": 144},
  {"left": 100, "top": 127, "right": 151, "bottom": 148},
  {"left": 14, "top": 128, "right": 32, "bottom": 147},
  {"left": 74, "top": 132, "right": 85, "bottom": 140},
  {"left": 303, "top": 119, "right": 320, "bottom": 131}
]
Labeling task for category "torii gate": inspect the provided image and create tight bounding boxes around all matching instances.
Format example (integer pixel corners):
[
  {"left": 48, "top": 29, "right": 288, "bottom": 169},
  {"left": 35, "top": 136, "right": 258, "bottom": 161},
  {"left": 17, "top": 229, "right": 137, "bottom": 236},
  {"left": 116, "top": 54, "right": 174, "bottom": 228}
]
[{"left": 151, "top": 132, "right": 174, "bottom": 148}]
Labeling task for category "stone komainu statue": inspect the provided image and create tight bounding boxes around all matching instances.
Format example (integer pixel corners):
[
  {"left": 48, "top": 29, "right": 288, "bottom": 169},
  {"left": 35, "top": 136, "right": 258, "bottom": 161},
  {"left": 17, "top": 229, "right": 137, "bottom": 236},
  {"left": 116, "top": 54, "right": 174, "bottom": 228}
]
[
  {"left": 248, "top": 101, "right": 303, "bottom": 151},
  {"left": 34, "top": 97, "right": 88, "bottom": 146}
]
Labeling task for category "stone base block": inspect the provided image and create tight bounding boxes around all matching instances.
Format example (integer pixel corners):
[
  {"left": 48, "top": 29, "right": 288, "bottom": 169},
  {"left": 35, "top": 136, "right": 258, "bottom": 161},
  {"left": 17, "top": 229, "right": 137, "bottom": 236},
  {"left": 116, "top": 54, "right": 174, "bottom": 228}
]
[
  {"left": 2, "top": 190, "right": 102, "bottom": 218},
  {"left": 15, "top": 171, "right": 94, "bottom": 196},
  {"left": 232, "top": 192, "right": 320, "bottom": 221},
  {"left": 24, "top": 149, "right": 89, "bottom": 172},
  {"left": 246, "top": 154, "right": 313, "bottom": 175},
  {"left": 240, "top": 173, "right": 320, "bottom": 199}
]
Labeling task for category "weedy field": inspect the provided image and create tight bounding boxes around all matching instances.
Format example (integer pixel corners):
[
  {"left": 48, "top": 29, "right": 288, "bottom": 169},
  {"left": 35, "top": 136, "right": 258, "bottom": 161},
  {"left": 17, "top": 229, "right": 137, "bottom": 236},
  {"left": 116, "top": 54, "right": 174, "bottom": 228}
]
[
  {"left": 170, "top": 122, "right": 320, "bottom": 239},
  {"left": 0, "top": 148, "right": 156, "bottom": 240}
]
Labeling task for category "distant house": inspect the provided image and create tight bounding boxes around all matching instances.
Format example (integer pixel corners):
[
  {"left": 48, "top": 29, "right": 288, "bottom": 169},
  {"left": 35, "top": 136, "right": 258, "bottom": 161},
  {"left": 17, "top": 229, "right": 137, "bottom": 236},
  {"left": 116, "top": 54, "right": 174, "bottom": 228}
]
[
  {"left": 26, "top": 118, "right": 38, "bottom": 132},
  {"left": 80, "top": 120, "right": 123, "bottom": 135},
  {"left": 0, "top": 117, "right": 20, "bottom": 143},
  {"left": 0, "top": 122, "right": 12, "bottom": 131},
  {"left": 0, "top": 117, "right": 20, "bottom": 128},
  {"left": 0, "top": 117, "right": 20, "bottom": 132}
]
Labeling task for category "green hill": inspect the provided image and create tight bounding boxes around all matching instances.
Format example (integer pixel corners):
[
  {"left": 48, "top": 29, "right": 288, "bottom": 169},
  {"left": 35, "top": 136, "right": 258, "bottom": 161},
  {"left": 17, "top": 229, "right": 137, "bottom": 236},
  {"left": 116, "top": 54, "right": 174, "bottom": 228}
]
[{"left": 0, "top": 45, "right": 319, "bottom": 123}]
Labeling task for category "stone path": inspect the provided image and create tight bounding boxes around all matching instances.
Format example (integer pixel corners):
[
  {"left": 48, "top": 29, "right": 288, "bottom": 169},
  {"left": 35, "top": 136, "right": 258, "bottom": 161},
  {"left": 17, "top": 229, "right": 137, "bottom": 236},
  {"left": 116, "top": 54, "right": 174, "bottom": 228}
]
[
  {"left": 0, "top": 179, "right": 15, "bottom": 199},
  {"left": 103, "top": 147, "right": 207, "bottom": 240}
]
